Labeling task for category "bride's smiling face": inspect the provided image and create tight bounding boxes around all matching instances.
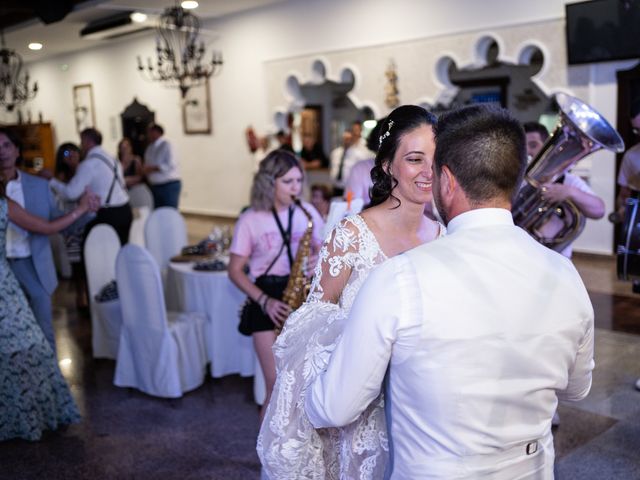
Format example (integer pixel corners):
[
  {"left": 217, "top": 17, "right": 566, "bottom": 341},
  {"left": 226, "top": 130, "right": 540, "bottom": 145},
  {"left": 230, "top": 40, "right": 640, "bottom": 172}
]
[{"left": 389, "top": 124, "right": 436, "bottom": 206}]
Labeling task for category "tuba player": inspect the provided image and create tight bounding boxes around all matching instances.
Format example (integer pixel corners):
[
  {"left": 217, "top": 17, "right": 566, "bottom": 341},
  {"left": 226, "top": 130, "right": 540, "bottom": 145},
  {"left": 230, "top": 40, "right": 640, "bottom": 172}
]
[{"left": 523, "top": 121, "right": 605, "bottom": 259}]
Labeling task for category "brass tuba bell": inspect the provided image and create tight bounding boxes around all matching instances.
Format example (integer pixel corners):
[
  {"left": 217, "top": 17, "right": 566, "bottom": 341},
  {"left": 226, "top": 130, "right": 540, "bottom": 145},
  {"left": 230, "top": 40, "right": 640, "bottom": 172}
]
[{"left": 512, "top": 93, "right": 624, "bottom": 252}]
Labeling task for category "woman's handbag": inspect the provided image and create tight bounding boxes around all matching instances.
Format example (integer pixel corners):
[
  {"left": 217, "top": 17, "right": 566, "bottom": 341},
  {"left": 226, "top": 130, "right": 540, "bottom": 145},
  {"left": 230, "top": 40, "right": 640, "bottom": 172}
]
[{"left": 238, "top": 274, "right": 289, "bottom": 335}]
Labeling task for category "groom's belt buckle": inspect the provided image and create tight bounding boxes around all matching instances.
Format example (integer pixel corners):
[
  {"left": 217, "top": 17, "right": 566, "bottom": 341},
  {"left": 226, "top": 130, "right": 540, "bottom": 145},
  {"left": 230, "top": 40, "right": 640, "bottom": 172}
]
[{"left": 525, "top": 441, "right": 538, "bottom": 455}]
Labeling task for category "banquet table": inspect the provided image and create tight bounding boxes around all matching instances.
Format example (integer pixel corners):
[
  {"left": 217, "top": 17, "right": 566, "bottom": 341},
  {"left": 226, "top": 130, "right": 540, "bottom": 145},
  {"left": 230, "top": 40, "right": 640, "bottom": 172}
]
[{"left": 166, "top": 262, "right": 255, "bottom": 378}]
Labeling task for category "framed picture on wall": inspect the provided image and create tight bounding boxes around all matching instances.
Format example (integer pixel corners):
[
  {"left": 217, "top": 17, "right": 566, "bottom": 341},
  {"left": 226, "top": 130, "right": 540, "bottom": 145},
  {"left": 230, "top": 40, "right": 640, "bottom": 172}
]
[
  {"left": 182, "top": 80, "right": 212, "bottom": 134},
  {"left": 73, "top": 84, "right": 96, "bottom": 133}
]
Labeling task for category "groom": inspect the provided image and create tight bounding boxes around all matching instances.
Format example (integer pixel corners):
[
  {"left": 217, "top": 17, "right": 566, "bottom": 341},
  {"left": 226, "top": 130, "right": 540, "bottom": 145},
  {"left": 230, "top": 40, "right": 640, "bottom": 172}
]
[{"left": 305, "top": 105, "right": 594, "bottom": 479}]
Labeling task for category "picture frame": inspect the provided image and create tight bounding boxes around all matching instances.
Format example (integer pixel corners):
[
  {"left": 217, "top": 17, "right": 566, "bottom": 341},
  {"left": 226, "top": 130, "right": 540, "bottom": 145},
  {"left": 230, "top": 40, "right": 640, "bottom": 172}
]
[
  {"left": 73, "top": 84, "right": 96, "bottom": 133},
  {"left": 182, "top": 80, "right": 212, "bottom": 134}
]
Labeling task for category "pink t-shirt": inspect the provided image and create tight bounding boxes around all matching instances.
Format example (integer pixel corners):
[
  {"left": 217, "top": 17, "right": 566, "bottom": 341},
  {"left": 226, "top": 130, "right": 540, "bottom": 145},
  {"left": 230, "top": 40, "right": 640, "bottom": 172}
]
[{"left": 230, "top": 201, "right": 325, "bottom": 278}]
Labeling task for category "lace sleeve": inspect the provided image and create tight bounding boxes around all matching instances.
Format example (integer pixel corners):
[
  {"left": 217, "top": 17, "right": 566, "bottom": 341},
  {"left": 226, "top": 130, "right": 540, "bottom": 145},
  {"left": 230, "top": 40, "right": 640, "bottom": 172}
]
[
  {"left": 306, "top": 217, "right": 363, "bottom": 305},
  {"left": 259, "top": 214, "right": 388, "bottom": 480}
]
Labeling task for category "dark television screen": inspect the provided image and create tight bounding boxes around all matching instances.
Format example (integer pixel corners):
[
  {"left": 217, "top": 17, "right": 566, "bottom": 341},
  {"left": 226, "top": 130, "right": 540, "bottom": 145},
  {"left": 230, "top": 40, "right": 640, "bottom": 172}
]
[{"left": 566, "top": 0, "right": 640, "bottom": 65}]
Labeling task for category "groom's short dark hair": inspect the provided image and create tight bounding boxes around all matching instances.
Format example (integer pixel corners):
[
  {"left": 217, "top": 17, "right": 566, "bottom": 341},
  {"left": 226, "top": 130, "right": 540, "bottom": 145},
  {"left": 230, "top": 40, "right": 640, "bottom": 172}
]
[{"left": 434, "top": 104, "right": 526, "bottom": 204}]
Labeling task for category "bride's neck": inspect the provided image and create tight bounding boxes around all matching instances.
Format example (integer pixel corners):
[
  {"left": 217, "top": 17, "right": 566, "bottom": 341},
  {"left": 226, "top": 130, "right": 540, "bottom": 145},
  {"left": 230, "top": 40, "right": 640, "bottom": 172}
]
[{"left": 378, "top": 198, "right": 426, "bottom": 233}]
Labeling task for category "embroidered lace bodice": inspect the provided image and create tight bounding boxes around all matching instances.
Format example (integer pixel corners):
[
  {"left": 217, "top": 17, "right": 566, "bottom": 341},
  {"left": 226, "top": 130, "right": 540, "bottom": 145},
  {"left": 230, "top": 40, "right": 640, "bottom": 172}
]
[{"left": 258, "top": 214, "right": 444, "bottom": 479}]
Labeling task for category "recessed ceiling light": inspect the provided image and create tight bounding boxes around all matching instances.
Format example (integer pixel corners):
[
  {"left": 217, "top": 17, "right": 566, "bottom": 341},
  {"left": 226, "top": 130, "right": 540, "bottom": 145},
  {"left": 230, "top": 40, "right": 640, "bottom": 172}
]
[
  {"left": 28, "top": 42, "right": 43, "bottom": 51},
  {"left": 181, "top": 1, "right": 199, "bottom": 9},
  {"left": 130, "top": 12, "right": 148, "bottom": 23}
]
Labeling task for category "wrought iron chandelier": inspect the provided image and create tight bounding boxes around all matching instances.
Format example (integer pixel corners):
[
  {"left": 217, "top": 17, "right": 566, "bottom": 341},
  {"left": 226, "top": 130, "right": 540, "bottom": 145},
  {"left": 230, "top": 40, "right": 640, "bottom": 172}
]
[
  {"left": 0, "top": 32, "right": 38, "bottom": 112},
  {"left": 137, "top": 5, "right": 223, "bottom": 97}
]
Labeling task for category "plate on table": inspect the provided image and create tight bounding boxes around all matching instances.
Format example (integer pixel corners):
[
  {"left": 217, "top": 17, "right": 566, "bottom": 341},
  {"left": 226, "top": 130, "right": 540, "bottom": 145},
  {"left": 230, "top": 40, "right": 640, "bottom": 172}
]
[
  {"left": 170, "top": 253, "right": 217, "bottom": 263},
  {"left": 193, "top": 259, "right": 227, "bottom": 272}
]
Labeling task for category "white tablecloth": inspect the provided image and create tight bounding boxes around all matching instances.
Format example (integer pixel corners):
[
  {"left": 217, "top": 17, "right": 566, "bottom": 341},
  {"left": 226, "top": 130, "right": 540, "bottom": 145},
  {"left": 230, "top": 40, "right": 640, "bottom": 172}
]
[{"left": 166, "top": 262, "right": 255, "bottom": 378}]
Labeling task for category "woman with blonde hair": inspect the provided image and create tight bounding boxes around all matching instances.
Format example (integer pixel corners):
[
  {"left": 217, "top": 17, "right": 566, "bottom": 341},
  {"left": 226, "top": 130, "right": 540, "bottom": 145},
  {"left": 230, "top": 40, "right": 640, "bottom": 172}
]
[{"left": 228, "top": 149, "right": 325, "bottom": 421}]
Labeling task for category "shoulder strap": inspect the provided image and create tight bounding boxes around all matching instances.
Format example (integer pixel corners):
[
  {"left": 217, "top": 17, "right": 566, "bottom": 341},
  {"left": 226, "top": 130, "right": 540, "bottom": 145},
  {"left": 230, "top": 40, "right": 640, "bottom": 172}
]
[
  {"left": 94, "top": 153, "right": 125, "bottom": 205},
  {"left": 272, "top": 206, "right": 294, "bottom": 266},
  {"left": 263, "top": 242, "right": 286, "bottom": 277}
]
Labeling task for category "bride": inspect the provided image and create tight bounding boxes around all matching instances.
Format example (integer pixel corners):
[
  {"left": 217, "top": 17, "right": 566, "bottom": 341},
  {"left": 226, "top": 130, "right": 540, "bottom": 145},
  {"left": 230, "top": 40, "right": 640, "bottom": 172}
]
[{"left": 258, "top": 105, "right": 445, "bottom": 479}]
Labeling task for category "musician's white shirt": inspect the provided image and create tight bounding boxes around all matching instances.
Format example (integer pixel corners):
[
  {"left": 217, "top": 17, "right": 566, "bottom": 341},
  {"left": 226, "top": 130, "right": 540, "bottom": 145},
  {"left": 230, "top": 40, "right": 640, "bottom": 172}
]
[{"left": 306, "top": 208, "right": 594, "bottom": 479}]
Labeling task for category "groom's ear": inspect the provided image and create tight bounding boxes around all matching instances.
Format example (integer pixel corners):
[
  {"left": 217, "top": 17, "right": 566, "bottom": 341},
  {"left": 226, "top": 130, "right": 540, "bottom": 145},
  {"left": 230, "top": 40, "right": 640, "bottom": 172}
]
[{"left": 441, "top": 165, "right": 457, "bottom": 198}]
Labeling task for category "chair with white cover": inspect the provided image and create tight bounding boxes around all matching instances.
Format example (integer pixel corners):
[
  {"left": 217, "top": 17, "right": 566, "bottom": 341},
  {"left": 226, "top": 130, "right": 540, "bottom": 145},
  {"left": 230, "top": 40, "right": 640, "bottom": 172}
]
[
  {"left": 144, "top": 207, "right": 188, "bottom": 272},
  {"left": 128, "top": 183, "right": 154, "bottom": 210},
  {"left": 114, "top": 244, "right": 207, "bottom": 398},
  {"left": 128, "top": 206, "right": 150, "bottom": 247},
  {"left": 84, "top": 224, "right": 122, "bottom": 359}
]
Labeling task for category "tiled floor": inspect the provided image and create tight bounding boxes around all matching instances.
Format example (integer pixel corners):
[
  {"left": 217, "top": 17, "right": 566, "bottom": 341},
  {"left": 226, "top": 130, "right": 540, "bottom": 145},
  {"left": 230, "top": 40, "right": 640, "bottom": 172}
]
[{"left": 2, "top": 217, "right": 640, "bottom": 479}]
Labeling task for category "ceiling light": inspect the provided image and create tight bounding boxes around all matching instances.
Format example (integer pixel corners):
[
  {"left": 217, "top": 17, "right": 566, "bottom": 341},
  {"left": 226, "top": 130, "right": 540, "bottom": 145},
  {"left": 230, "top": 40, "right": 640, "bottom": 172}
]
[
  {"left": 0, "top": 33, "right": 38, "bottom": 111},
  {"left": 137, "top": 5, "right": 222, "bottom": 97},
  {"left": 28, "top": 42, "right": 43, "bottom": 51},
  {"left": 181, "top": 1, "right": 199, "bottom": 9},
  {"left": 130, "top": 12, "right": 148, "bottom": 23}
]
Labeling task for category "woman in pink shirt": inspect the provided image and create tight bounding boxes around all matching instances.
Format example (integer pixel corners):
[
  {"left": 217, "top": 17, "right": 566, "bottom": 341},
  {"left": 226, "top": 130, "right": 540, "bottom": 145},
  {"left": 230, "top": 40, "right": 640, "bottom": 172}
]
[{"left": 228, "top": 150, "right": 324, "bottom": 421}]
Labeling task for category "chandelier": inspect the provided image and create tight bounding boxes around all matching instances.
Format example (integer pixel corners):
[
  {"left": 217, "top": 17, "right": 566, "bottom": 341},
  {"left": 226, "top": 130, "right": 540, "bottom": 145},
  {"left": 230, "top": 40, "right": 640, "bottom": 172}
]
[
  {"left": 0, "top": 33, "right": 38, "bottom": 112},
  {"left": 137, "top": 5, "right": 223, "bottom": 97}
]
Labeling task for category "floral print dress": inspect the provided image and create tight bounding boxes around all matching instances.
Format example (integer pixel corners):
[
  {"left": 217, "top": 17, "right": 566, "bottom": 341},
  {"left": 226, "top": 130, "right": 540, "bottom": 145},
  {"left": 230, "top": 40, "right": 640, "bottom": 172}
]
[{"left": 0, "top": 198, "right": 80, "bottom": 441}]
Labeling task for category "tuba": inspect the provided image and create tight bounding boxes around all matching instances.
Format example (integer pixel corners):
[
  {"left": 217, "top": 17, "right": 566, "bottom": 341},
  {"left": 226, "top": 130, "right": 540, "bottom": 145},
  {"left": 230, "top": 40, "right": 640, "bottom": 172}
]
[
  {"left": 512, "top": 93, "right": 625, "bottom": 252},
  {"left": 277, "top": 198, "right": 314, "bottom": 334}
]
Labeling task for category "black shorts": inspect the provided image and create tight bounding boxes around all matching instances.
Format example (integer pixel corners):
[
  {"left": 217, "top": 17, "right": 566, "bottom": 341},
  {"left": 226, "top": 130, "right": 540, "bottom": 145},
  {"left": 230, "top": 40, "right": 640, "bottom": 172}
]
[{"left": 238, "top": 274, "right": 289, "bottom": 336}]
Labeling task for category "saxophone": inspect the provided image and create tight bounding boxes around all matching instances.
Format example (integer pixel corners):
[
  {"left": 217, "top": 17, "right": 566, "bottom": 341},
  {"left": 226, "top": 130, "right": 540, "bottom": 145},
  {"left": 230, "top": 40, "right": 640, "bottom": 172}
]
[{"left": 278, "top": 198, "right": 314, "bottom": 334}]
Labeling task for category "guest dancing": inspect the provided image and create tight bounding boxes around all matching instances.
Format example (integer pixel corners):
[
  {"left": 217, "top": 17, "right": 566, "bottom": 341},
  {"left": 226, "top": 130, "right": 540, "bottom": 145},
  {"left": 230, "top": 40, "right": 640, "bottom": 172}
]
[
  {"left": 48, "top": 128, "right": 132, "bottom": 245},
  {"left": 0, "top": 128, "right": 67, "bottom": 352},
  {"left": 54, "top": 142, "right": 81, "bottom": 183},
  {"left": 53, "top": 142, "right": 93, "bottom": 311},
  {"left": 258, "top": 105, "right": 444, "bottom": 479},
  {"left": 228, "top": 150, "right": 324, "bottom": 421},
  {"left": 118, "top": 137, "right": 144, "bottom": 189},
  {"left": 1, "top": 184, "right": 98, "bottom": 441}
]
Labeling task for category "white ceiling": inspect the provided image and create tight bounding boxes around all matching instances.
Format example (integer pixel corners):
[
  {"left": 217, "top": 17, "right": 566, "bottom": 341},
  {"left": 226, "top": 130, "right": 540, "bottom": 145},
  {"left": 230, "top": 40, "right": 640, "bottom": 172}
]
[{"left": 5, "top": 0, "right": 287, "bottom": 63}]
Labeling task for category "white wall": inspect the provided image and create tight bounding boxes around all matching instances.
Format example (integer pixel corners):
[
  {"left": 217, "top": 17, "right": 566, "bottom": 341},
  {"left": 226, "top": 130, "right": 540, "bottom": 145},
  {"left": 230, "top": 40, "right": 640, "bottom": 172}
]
[{"left": 3, "top": 0, "right": 637, "bottom": 254}]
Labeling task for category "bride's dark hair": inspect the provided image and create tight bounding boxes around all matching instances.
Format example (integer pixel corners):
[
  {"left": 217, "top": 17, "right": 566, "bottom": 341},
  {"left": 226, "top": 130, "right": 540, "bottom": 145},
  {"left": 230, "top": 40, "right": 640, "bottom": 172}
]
[{"left": 369, "top": 105, "right": 437, "bottom": 208}]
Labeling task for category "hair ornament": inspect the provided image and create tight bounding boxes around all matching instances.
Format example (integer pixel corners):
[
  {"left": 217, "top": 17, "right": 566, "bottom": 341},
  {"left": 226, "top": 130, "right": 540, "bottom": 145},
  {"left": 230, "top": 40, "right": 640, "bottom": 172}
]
[{"left": 379, "top": 120, "right": 394, "bottom": 147}]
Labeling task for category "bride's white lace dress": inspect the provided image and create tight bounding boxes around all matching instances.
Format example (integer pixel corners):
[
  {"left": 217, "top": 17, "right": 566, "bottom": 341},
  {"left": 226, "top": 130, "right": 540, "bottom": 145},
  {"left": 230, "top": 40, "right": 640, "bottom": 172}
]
[{"left": 257, "top": 214, "right": 443, "bottom": 479}]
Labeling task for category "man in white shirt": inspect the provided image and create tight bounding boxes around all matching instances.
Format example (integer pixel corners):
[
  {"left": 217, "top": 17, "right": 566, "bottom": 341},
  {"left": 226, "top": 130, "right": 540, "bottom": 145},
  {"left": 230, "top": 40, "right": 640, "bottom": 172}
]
[
  {"left": 306, "top": 104, "right": 594, "bottom": 479},
  {"left": 329, "top": 129, "right": 370, "bottom": 197},
  {"left": 0, "top": 128, "right": 62, "bottom": 351},
  {"left": 50, "top": 128, "right": 131, "bottom": 245},
  {"left": 523, "top": 122, "right": 605, "bottom": 259},
  {"left": 143, "top": 123, "right": 181, "bottom": 209}
]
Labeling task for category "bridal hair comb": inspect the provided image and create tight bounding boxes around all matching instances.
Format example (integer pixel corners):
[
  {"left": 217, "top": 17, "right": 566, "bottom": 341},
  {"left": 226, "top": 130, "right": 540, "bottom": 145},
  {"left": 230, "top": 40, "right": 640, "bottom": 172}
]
[{"left": 379, "top": 120, "right": 394, "bottom": 147}]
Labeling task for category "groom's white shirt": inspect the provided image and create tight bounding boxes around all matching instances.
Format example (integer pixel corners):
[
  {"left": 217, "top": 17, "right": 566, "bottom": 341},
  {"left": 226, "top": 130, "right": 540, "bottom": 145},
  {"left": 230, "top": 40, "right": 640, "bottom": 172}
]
[{"left": 305, "top": 208, "right": 594, "bottom": 479}]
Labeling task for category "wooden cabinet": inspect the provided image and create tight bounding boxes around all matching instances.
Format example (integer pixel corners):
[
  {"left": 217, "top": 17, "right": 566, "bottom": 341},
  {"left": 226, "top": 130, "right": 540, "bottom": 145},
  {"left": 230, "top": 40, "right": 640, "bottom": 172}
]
[{"left": 4, "top": 123, "right": 56, "bottom": 174}]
